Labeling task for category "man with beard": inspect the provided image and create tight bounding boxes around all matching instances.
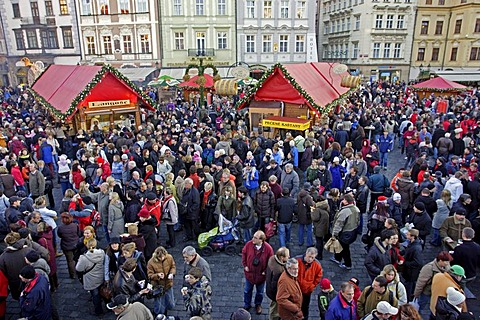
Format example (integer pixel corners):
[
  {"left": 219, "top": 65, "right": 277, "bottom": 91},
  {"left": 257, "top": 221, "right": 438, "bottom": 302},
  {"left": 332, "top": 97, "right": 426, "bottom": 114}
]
[{"left": 276, "top": 258, "right": 303, "bottom": 320}]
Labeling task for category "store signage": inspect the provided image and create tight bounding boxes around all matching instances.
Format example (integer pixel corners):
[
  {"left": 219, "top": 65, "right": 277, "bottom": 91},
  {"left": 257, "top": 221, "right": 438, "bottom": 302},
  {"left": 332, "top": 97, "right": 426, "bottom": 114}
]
[
  {"left": 262, "top": 119, "right": 310, "bottom": 131},
  {"left": 88, "top": 100, "right": 130, "bottom": 108}
]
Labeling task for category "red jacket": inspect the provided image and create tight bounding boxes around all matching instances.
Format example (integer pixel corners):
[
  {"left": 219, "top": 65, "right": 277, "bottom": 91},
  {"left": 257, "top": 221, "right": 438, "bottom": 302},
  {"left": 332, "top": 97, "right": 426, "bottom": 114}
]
[
  {"left": 143, "top": 199, "right": 161, "bottom": 226},
  {"left": 72, "top": 170, "right": 85, "bottom": 189},
  {"left": 242, "top": 240, "right": 274, "bottom": 285},
  {"left": 10, "top": 165, "right": 25, "bottom": 187},
  {"left": 0, "top": 270, "right": 7, "bottom": 317},
  {"left": 296, "top": 257, "right": 323, "bottom": 294}
]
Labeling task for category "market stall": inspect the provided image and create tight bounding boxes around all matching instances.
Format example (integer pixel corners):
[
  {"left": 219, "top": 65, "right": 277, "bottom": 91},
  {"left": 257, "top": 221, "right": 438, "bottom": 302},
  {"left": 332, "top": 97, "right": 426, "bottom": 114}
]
[
  {"left": 411, "top": 76, "right": 467, "bottom": 99},
  {"left": 30, "top": 64, "right": 155, "bottom": 131}
]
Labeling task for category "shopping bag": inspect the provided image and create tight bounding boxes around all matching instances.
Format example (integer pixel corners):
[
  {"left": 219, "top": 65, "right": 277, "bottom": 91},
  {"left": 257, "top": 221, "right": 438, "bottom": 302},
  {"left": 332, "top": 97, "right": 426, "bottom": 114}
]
[{"left": 324, "top": 237, "right": 343, "bottom": 254}]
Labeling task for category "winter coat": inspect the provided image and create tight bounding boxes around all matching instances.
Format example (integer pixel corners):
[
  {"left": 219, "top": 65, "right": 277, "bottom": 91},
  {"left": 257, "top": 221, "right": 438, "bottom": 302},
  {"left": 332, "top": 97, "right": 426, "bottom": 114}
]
[
  {"left": 414, "top": 259, "right": 449, "bottom": 297},
  {"left": 379, "top": 269, "right": 408, "bottom": 305},
  {"left": 243, "top": 169, "right": 259, "bottom": 191},
  {"left": 317, "top": 169, "right": 333, "bottom": 191},
  {"left": 297, "top": 189, "right": 315, "bottom": 225},
  {"left": 0, "top": 240, "right": 32, "bottom": 299},
  {"left": 181, "top": 187, "right": 201, "bottom": 221},
  {"left": 332, "top": 204, "right": 360, "bottom": 237},
  {"left": 415, "top": 195, "right": 438, "bottom": 218},
  {"left": 162, "top": 196, "right": 179, "bottom": 225},
  {"left": 112, "top": 268, "right": 143, "bottom": 303},
  {"left": 116, "top": 302, "right": 154, "bottom": 320},
  {"left": 452, "top": 240, "right": 480, "bottom": 279},
  {"left": 29, "top": 170, "right": 45, "bottom": 198},
  {"left": 357, "top": 285, "right": 398, "bottom": 318},
  {"left": 138, "top": 215, "right": 157, "bottom": 261},
  {"left": 343, "top": 174, "right": 359, "bottom": 193},
  {"left": 266, "top": 255, "right": 286, "bottom": 301},
  {"left": 396, "top": 177, "right": 415, "bottom": 210},
  {"left": 254, "top": 189, "right": 276, "bottom": 219},
  {"left": 276, "top": 195, "right": 296, "bottom": 224},
  {"left": 367, "top": 173, "right": 389, "bottom": 193},
  {"left": 237, "top": 195, "right": 255, "bottom": 229},
  {"left": 37, "top": 206, "right": 57, "bottom": 230},
  {"left": 325, "top": 293, "right": 357, "bottom": 320},
  {"left": 281, "top": 170, "right": 300, "bottom": 198},
  {"left": 147, "top": 253, "right": 176, "bottom": 291},
  {"left": 0, "top": 174, "right": 16, "bottom": 197},
  {"left": 377, "top": 135, "right": 393, "bottom": 153},
  {"left": 300, "top": 147, "right": 313, "bottom": 172},
  {"left": 408, "top": 210, "right": 432, "bottom": 238},
  {"left": 124, "top": 199, "right": 142, "bottom": 224},
  {"left": 430, "top": 272, "right": 466, "bottom": 315},
  {"left": 311, "top": 200, "right": 330, "bottom": 238},
  {"left": 117, "top": 251, "right": 147, "bottom": 282},
  {"left": 57, "top": 223, "right": 80, "bottom": 251},
  {"left": 296, "top": 255, "right": 323, "bottom": 295},
  {"left": 436, "top": 137, "right": 453, "bottom": 156},
  {"left": 387, "top": 198, "right": 403, "bottom": 227},
  {"left": 329, "top": 165, "right": 346, "bottom": 190},
  {"left": 75, "top": 248, "right": 105, "bottom": 291},
  {"left": 108, "top": 201, "right": 125, "bottom": 238},
  {"left": 355, "top": 184, "right": 369, "bottom": 213},
  {"left": 215, "top": 195, "right": 236, "bottom": 221},
  {"left": 183, "top": 254, "right": 212, "bottom": 282},
  {"left": 435, "top": 297, "right": 462, "bottom": 320},
  {"left": 439, "top": 216, "right": 472, "bottom": 242},
  {"left": 242, "top": 240, "right": 274, "bottom": 285},
  {"left": 403, "top": 239, "right": 423, "bottom": 282},
  {"left": 364, "top": 237, "right": 392, "bottom": 278},
  {"left": 433, "top": 199, "right": 451, "bottom": 229},
  {"left": 40, "top": 142, "right": 54, "bottom": 164},
  {"left": 276, "top": 271, "right": 303, "bottom": 320},
  {"left": 19, "top": 274, "right": 52, "bottom": 320},
  {"left": 444, "top": 177, "right": 463, "bottom": 202},
  {"left": 37, "top": 230, "right": 57, "bottom": 274},
  {"left": 183, "top": 276, "right": 212, "bottom": 319}
]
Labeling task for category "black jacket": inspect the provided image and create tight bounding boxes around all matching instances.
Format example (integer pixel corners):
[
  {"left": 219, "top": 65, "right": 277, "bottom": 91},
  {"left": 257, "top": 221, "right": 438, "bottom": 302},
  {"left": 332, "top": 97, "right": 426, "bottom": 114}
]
[
  {"left": 365, "top": 237, "right": 392, "bottom": 278},
  {"left": 138, "top": 215, "right": 157, "bottom": 261},
  {"left": 181, "top": 187, "right": 200, "bottom": 220},
  {"left": 112, "top": 268, "right": 143, "bottom": 303},
  {"left": 402, "top": 239, "right": 423, "bottom": 281},
  {"left": 452, "top": 240, "right": 480, "bottom": 279},
  {"left": 408, "top": 211, "right": 432, "bottom": 238},
  {"left": 254, "top": 190, "right": 276, "bottom": 219},
  {"left": 124, "top": 199, "right": 142, "bottom": 223},
  {"left": 276, "top": 196, "right": 296, "bottom": 224},
  {"left": 414, "top": 195, "right": 438, "bottom": 218}
]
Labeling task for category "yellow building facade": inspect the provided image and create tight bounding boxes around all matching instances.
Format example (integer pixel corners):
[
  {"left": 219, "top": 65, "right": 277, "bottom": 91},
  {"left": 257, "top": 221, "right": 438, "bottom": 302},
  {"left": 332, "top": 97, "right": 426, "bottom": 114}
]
[{"left": 410, "top": 0, "right": 480, "bottom": 80}]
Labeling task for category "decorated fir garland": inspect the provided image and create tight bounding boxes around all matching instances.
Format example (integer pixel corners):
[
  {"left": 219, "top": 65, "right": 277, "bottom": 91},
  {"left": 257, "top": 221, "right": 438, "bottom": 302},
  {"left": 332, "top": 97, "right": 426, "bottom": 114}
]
[
  {"left": 28, "top": 64, "right": 156, "bottom": 120},
  {"left": 410, "top": 86, "right": 467, "bottom": 93},
  {"left": 182, "top": 63, "right": 220, "bottom": 89}
]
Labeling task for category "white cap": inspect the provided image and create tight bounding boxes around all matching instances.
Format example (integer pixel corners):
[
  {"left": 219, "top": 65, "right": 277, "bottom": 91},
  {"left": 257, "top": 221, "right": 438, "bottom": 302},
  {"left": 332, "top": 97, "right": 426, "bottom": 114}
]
[
  {"left": 376, "top": 301, "right": 398, "bottom": 315},
  {"left": 333, "top": 157, "right": 340, "bottom": 163}
]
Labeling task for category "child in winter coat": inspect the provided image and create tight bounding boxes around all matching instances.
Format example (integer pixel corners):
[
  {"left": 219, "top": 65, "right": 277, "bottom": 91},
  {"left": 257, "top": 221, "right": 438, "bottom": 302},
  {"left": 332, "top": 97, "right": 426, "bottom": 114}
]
[{"left": 318, "top": 278, "right": 337, "bottom": 320}]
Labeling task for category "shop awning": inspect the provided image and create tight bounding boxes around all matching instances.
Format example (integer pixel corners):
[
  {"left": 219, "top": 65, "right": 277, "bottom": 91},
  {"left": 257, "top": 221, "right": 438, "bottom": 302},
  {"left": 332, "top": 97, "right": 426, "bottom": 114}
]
[
  {"left": 433, "top": 71, "right": 480, "bottom": 83},
  {"left": 117, "top": 67, "right": 156, "bottom": 82},
  {"left": 160, "top": 68, "right": 185, "bottom": 80},
  {"left": 262, "top": 116, "right": 310, "bottom": 131}
]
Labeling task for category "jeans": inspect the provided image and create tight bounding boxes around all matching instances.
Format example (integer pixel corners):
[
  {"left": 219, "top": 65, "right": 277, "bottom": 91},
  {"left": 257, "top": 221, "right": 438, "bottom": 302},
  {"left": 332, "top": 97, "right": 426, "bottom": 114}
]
[
  {"left": 60, "top": 181, "right": 72, "bottom": 196},
  {"left": 242, "top": 227, "right": 252, "bottom": 243},
  {"left": 405, "top": 155, "right": 415, "bottom": 169},
  {"left": 244, "top": 279, "right": 265, "bottom": 308},
  {"left": 380, "top": 152, "right": 388, "bottom": 167},
  {"left": 89, "top": 286, "right": 103, "bottom": 315},
  {"left": 430, "top": 228, "right": 441, "bottom": 246},
  {"left": 298, "top": 223, "right": 313, "bottom": 246},
  {"left": 277, "top": 222, "right": 292, "bottom": 247},
  {"left": 248, "top": 188, "right": 257, "bottom": 199},
  {"left": 418, "top": 293, "right": 430, "bottom": 311},
  {"left": 153, "top": 287, "right": 175, "bottom": 316}
]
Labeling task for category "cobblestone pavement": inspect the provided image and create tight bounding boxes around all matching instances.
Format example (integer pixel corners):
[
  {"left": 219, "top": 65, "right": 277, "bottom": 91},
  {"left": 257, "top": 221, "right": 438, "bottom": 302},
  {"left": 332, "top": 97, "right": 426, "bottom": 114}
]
[{"left": 5, "top": 147, "right": 480, "bottom": 319}]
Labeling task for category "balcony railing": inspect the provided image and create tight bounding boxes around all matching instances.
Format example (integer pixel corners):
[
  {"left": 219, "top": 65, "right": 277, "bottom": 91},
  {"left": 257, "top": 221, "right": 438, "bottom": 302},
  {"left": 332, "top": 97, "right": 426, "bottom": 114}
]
[
  {"left": 187, "top": 48, "right": 215, "bottom": 57},
  {"left": 20, "top": 16, "right": 46, "bottom": 25}
]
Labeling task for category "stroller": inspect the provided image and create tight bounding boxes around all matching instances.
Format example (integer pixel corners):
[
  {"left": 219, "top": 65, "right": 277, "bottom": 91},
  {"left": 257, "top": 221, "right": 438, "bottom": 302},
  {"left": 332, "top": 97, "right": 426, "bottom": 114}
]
[{"left": 198, "top": 214, "right": 239, "bottom": 256}]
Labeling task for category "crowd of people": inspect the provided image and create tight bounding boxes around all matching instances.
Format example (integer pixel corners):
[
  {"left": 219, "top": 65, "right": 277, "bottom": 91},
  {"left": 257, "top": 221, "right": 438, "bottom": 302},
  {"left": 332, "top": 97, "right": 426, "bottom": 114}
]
[{"left": 0, "top": 80, "right": 479, "bottom": 320}]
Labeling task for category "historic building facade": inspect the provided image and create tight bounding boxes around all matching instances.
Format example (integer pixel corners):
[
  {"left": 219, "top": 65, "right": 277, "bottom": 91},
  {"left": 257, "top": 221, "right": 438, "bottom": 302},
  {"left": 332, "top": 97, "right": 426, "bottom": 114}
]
[
  {"left": 0, "top": 0, "right": 81, "bottom": 85},
  {"left": 317, "top": 0, "right": 415, "bottom": 81},
  {"left": 410, "top": 0, "right": 480, "bottom": 80}
]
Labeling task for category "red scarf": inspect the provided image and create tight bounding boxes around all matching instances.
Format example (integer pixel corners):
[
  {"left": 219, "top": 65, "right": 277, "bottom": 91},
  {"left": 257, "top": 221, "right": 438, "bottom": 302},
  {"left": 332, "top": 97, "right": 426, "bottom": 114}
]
[
  {"left": 22, "top": 274, "right": 39, "bottom": 295},
  {"left": 202, "top": 189, "right": 212, "bottom": 209}
]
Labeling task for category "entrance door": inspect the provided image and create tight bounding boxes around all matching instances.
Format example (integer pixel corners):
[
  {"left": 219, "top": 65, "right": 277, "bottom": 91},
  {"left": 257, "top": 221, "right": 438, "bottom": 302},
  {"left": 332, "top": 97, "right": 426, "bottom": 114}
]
[{"left": 196, "top": 32, "right": 206, "bottom": 56}]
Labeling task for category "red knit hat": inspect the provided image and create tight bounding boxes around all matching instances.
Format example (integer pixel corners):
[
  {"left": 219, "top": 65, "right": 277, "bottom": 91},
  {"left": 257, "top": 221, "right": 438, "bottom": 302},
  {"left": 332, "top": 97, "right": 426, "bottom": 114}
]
[
  {"left": 320, "top": 278, "right": 331, "bottom": 290},
  {"left": 378, "top": 196, "right": 388, "bottom": 202},
  {"left": 137, "top": 208, "right": 150, "bottom": 218}
]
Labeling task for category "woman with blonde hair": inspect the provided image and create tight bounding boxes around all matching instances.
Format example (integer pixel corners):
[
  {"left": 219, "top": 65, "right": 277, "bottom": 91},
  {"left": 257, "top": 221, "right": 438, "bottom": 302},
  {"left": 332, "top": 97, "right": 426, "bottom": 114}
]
[
  {"left": 147, "top": 246, "right": 176, "bottom": 316},
  {"left": 75, "top": 238, "right": 105, "bottom": 316},
  {"left": 380, "top": 264, "right": 408, "bottom": 305},
  {"left": 431, "top": 189, "right": 452, "bottom": 247},
  {"left": 108, "top": 192, "right": 124, "bottom": 238}
]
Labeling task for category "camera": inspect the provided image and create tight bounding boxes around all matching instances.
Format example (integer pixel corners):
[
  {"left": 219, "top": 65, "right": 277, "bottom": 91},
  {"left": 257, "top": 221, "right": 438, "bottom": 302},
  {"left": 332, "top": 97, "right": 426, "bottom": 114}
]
[{"left": 252, "top": 257, "right": 260, "bottom": 266}]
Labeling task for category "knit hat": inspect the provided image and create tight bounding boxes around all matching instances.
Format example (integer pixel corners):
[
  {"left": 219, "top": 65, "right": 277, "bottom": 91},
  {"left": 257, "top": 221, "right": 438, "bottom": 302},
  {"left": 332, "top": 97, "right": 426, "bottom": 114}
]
[
  {"left": 109, "top": 237, "right": 121, "bottom": 245},
  {"left": 121, "top": 154, "right": 129, "bottom": 160},
  {"left": 333, "top": 157, "right": 340, "bottom": 163},
  {"left": 137, "top": 208, "right": 151, "bottom": 218},
  {"left": 146, "top": 192, "right": 157, "bottom": 201},
  {"left": 414, "top": 202, "right": 425, "bottom": 211},
  {"left": 377, "top": 196, "right": 388, "bottom": 202},
  {"left": 446, "top": 287, "right": 465, "bottom": 306},
  {"left": 303, "top": 182, "right": 312, "bottom": 191},
  {"left": 231, "top": 308, "right": 252, "bottom": 320},
  {"left": 450, "top": 265, "right": 466, "bottom": 278},
  {"left": 393, "top": 193, "right": 401, "bottom": 201},
  {"left": 376, "top": 301, "right": 398, "bottom": 315},
  {"left": 320, "top": 278, "right": 331, "bottom": 290},
  {"left": 25, "top": 250, "right": 40, "bottom": 263},
  {"left": 20, "top": 265, "right": 36, "bottom": 280},
  {"left": 318, "top": 161, "right": 326, "bottom": 166}
]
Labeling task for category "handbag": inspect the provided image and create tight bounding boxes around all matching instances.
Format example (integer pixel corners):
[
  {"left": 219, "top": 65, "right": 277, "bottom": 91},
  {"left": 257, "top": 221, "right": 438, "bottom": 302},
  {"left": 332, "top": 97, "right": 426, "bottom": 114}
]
[
  {"left": 265, "top": 220, "right": 277, "bottom": 239},
  {"left": 99, "top": 282, "right": 113, "bottom": 301},
  {"left": 324, "top": 237, "right": 343, "bottom": 253},
  {"left": 339, "top": 229, "right": 357, "bottom": 245}
]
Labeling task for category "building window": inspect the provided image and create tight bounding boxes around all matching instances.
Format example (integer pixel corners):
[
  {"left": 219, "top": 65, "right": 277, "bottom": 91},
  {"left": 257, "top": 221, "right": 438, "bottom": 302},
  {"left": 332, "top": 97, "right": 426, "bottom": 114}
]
[
  {"left": 438, "top": 0, "right": 444, "bottom": 4},
  {"left": 122, "top": 35, "right": 132, "bottom": 53},
  {"left": 393, "top": 43, "right": 401, "bottom": 58},
  {"left": 118, "top": 0, "right": 129, "bottom": 13},
  {"left": 397, "top": 15, "right": 404, "bottom": 29},
  {"left": 218, "top": 0, "right": 226, "bottom": 15},
  {"left": 475, "top": 19, "right": 480, "bottom": 33},
  {"left": 450, "top": 47, "right": 457, "bottom": 61},
  {"left": 280, "top": 0, "right": 289, "bottom": 18},
  {"left": 62, "top": 27, "right": 73, "bottom": 48},
  {"left": 196, "top": 31, "right": 206, "bottom": 53},
  {"left": 99, "top": 0, "right": 109, "bottom": 14},
  {"left": 324, "top": 23, "right": 329, "bottom": 34},
  {"left": 375, "top": 15, "right": 383, "bottom": 29},
  {"left": 246, "top": 0, "right": 255, "bottom": 18},
  {"left": 296, "top": 1, "right": 305, "bottom": 18},
  {"left": 279, "top": 35, "right": 288, "bottom": 52},
  {"left": 295, "top": 35, "right": 305, "bottom": 52},
  {"left": 86, "top": 36, "right": 95, "bottom": 54},
  {"left": 454, "top": 19, "right": 462, "bottom": 34},
  {"left": 420, "top": 21, "right": 429, "bottom": 35},
  {"left": 426, "top": 0, "right": 432, "bottom": 4},
  {"left": 59, "top": 0, "right": 68, "bottom": 14},
  {"left": 383, "top": 43, "right": 390, "bottom": 58},
  {"left": 262, "top": 35, "right": 272, "bottom": 52},
  {"left": 373, "top": 43, "right": 380, "bottom": 58},
  {"left": 341, "top": 19, "right": 345, "bottom": 31},
  {"left": 140, "top": 34, "right": 150, "bottom": 53},
  {"left": 12, "top": 3, "right": 21, "bottom": 18},
  {"left": 435, "top": 21, "right": 443, "bottom": 35},
  {"left": 81, "top": 0, "right": 91, "bottom": 14},
  {"left": 347, "top": 17, "right": 351, "bottom": 30},
  {"left": 45, "top": 1, "right": 54, "bottom": 15},
  {"left": 137, "top": 0, "right": 148, "bottom": 12},
  {"left": 14, "top": 30, "right": 25, "bottom": 49},
  {"left": 195, "top": 0, "right": 204, "bottom": 15},
  {"left": 41, "top": 29, "right": 58, "bottom": 48},
  {"left": 352, "top": 43, "right": 358, "bottom": 58},
  {"left": 173, "top": 0, "right": 182, "bottom": 15},
  {"left": 431, "top": 47, "right": 439, "bottom": 61},
  {"left": 31, "top": 2, "right": 39, "bottom": 17},
  {"left": 386, "top": 15, "right": 394, "bottom": 29},
  {"left": 246, "top": 35, "right": 255, "bottom": 53},
  {"left": 417, "top": 47, "right": 425, "bottom": 61},
  {"left": 263, "top": 1, "right": 272, "bottom": 18},
  {"left": 355, "top": 16, "right": 360, "bottom": 30},
  {"left": 217, "top": 32, "right": 227, "bottom": 49},
  {"left": 331, "top": 21, "right": 335, "bottom": 33},
  {"left": 26, "top": 30, "right": 38, "bottom": 48},
  {"left": 103, "top": 36, "right": 112, "bottom": 54},
  {"left": 174, "top": 32, "right": 184, "bottom": 50},
  {"left": 470, "top": 47, "right": 480, "bottom": 60}
]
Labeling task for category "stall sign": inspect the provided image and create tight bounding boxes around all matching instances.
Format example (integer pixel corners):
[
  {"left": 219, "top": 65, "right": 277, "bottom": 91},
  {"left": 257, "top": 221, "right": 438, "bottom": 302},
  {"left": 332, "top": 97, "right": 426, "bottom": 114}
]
[
  {"left": 262, "top": 119, "right": 310, "bottom": 131},
  {"left": 88, "top": 100, "right": 130, "bottom": 108}
]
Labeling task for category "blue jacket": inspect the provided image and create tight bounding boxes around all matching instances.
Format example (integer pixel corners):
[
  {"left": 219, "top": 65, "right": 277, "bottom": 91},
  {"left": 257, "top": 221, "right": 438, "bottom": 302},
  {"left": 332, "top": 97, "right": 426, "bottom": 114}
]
[
  {"left": 19, "top": 274, "right": 52, "bottom": 320},
  {"left": 367, "top": 173, "right": 389, "bottom": 193},
  {"left": 330, "top": 165, "right": 346, "bottom": 190},
  {"left": 40, "top": 142, "right": 54, "bottom": 164},
  {"left": 244, "top": 169, "right": 259, "bottom": 191},
  {"left": 290, "top": 146, "right": 299, "bottom": 167},
  {"left": 376, "top": 135, "right": 394, "bottom": 153},
  {"left": 111, "top": 161, "right": 123, "bottom": 180},
  {"left": 325, "top": 293, "right": 356, "bottom": 320}
]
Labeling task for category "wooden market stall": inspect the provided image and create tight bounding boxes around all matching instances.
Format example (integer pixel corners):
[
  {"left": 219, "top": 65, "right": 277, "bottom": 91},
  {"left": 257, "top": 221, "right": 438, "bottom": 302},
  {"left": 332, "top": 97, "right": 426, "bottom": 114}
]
[
  {"left": 236, "top": 62, "right": 352, "bottom": 136},
  {"left": 30, "top": 64, "right": 155, "bottom": 131},
  {"left": 411, "top": 76, "right": 467, "bottom": 99}
]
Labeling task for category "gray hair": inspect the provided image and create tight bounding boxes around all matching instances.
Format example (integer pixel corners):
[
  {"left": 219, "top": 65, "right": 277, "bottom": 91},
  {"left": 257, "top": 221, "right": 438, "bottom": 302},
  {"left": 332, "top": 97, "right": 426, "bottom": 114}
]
[
  {"left": 285, "top": 258, "right": 298, "bottom": 269},
  {"left": 340, "top": 282, "right": 354, "bottom": 292},
  {"left": 182, "top": 246, "right": 196, "bottom": 256},
  {"left": 184, "top": 178, "right": 194, "bottom": 185},
  {"left": 463, "top": 227, "right": 474, "bottom": 239},
  {"left": 306, "top": 247, "right": 318, "bottom": 256},
  {"left": 285, "top": 163, "right": 293, "bottom": 170}
]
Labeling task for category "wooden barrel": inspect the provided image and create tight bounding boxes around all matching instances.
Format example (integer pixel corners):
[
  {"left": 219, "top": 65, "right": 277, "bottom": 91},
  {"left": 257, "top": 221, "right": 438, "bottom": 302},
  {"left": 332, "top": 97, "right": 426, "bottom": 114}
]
[
  {"left": 214, "top": 79, "right": 238, "bottom": 96},
  {"left": 341, "top": 75, "right": 361, "bottom": 88}
]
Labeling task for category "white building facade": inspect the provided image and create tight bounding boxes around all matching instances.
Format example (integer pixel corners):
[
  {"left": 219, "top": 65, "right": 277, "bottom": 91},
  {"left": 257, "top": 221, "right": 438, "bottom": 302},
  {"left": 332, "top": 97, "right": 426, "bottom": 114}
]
[
  {"left": 159, "top": 0, "right": 236, "bottom": 78},
  {"left": 237, "top": 0, "right": 318, "bottom": 74},
  {"left": 0, "top": 0, "right": 81, "bottom": 84},
  {"left": 318, "top": 0, "right": 416, "bottom": 81}
]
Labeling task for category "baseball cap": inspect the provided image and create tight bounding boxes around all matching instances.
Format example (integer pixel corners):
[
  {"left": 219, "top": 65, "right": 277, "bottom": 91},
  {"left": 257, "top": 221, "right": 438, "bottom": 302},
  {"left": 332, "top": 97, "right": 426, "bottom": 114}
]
[
  {"left": 450, "top": 265, "right": 465, "bottom": 278},
  {"left": 446, "top": 287, "right": 465, "bottom": 306},
  {"left": 376, "top": 301, "right": 398, "bottom": 315},
  {"left": 393, "top": 193, "right": 401, "bottom": 201},
  {"left": 107, "top": 294, "right": 129, "bottom": 310}
]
